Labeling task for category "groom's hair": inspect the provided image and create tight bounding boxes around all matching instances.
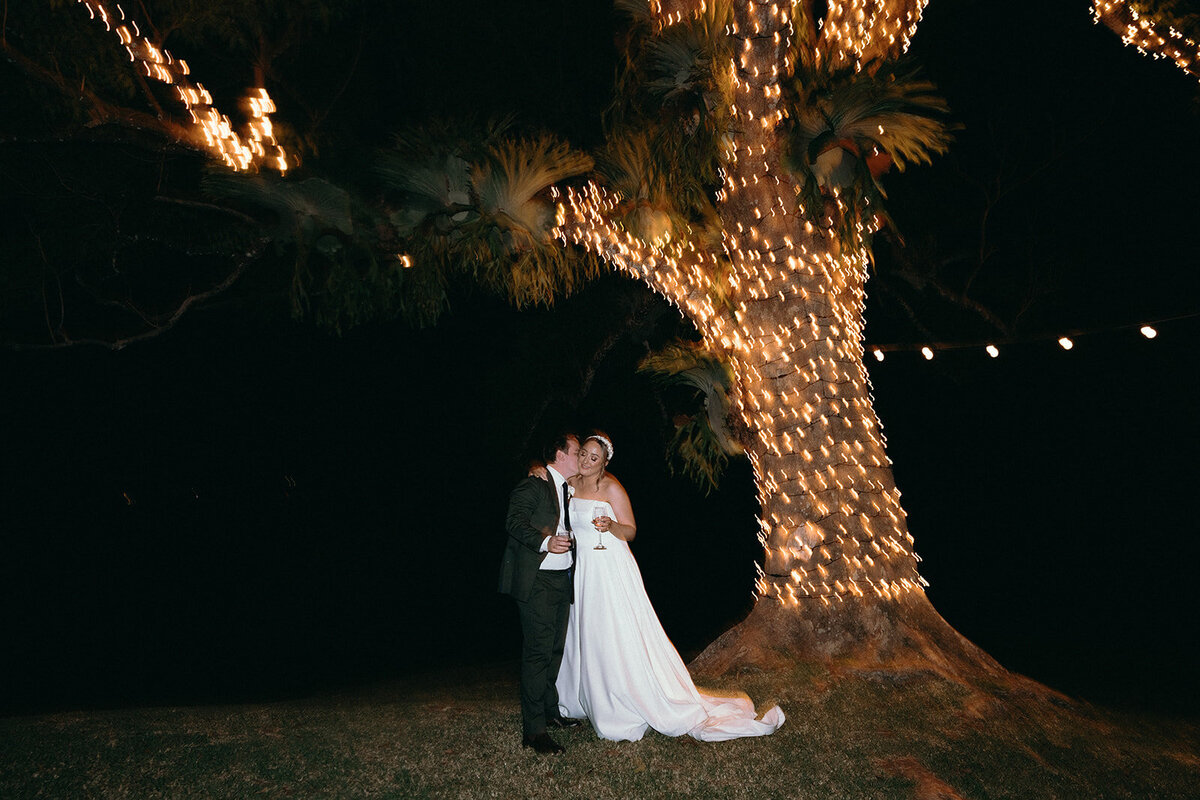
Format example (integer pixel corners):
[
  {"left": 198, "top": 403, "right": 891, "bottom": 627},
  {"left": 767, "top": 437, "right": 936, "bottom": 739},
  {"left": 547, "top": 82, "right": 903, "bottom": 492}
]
[{"left": 541, "top": 431, "right": 577, "bottom": 465}]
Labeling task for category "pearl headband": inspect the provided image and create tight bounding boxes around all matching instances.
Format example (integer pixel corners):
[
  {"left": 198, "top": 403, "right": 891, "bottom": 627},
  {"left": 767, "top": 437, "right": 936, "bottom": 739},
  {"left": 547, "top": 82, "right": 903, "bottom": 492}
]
[{"left": 588, "top": 435, "right": 614, "bottom": 462}]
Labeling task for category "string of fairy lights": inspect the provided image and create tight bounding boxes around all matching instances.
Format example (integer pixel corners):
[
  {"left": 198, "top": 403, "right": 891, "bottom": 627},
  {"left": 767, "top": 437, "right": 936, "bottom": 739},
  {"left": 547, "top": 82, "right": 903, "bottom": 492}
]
[
  {"left": 817, "top": 0, "right": 928, "bottom": 72},
  {"left": 80, "top": 0, "right": 1189, "bottom": 608},
  {"left": 558, "top": 0, "right": 1197, "bottom": 607},
  {"left": 1091, "top": 0, "right": 1200, "bottom": 81},
  {"left": 558, "top": 0, "right": 1199, "bottom": 610},
  {"left": 715, "top": 1, "right": 928, "bottom": 608},
  {"left": 557, "top": 2, "right": 932, "bottom": 608},
  {"left": 74, "top": 0, "right": 290, "bottom": 172},
  {"left": 868, "top": 313, "right": 1197, "bottom": 361}
]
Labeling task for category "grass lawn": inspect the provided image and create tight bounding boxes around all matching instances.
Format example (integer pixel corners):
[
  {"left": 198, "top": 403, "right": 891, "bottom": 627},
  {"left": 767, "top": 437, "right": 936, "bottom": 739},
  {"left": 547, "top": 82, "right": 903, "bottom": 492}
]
[{"left": 3, "top": 661, "right": 1198, "bottom": 799}]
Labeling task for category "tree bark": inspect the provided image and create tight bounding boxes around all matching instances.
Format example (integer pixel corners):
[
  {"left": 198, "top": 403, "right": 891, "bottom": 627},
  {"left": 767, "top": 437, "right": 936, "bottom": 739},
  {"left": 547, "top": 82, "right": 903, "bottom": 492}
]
[{"left": 561, "top": 0, "right": 1014, "bottom": 686}]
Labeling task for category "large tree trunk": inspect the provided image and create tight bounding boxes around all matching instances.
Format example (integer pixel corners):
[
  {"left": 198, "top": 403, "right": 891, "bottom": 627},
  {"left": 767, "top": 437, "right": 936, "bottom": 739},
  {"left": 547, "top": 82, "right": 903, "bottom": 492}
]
[
  {"left": 562, "top": 0, "right": 1015, "bottom": 688},
  {"left": 691, "top": 0, "right": 1008, "bottom": 684}
]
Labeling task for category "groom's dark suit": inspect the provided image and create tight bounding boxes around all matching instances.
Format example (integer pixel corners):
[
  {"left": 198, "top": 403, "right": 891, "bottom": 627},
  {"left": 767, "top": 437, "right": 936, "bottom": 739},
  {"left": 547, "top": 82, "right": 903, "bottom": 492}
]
[{"left": 500, "top": 473, "right": 574, "bottom": 739}]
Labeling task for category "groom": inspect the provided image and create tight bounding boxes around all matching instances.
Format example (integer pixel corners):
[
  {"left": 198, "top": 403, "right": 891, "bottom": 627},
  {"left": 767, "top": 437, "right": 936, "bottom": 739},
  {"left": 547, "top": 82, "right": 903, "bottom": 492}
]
[{"left": 499, "top": 432, "right": 582, "bottom": 755}]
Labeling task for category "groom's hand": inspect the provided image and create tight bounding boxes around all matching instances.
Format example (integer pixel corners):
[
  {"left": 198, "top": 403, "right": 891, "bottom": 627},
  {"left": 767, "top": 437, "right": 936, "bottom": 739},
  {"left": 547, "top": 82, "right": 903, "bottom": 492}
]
[{"left": 547, "top": 534, "right": 572, "bottom": 554}]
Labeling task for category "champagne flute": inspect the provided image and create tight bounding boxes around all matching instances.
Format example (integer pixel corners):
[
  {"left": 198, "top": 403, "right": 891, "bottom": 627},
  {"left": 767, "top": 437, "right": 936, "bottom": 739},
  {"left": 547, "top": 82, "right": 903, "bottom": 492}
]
[{"left": 592, "top": 503, "right": 607, "bottom": 550}]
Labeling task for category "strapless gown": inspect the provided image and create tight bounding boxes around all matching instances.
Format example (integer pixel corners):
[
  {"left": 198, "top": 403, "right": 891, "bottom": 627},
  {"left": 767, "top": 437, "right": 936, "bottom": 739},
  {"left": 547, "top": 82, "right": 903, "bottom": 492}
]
[{"left": 555, "top": 498, "right": 785, "bottom": 742}]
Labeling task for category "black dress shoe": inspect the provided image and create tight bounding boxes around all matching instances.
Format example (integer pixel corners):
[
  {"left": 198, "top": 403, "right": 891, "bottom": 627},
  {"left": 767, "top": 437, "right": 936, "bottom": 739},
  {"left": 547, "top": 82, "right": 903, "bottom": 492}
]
[
  {"left": 546, "top": 715, "right": 584, "bottom": 729},
  {"left": 521, "top": 732, "right": 565, "bottom": 755}
]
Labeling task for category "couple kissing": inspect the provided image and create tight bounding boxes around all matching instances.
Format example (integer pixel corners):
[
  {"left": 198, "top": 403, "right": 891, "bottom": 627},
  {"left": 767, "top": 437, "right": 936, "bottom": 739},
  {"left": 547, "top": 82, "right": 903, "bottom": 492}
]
[{"left": 500, "top": 431, "right": 784, "bottom": 755}]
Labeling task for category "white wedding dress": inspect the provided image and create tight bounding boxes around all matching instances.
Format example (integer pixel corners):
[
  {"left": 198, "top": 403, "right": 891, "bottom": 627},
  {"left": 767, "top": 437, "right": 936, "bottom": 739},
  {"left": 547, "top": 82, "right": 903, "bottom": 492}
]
[{"left": 556, "top": 498, "right": 785, "bottom": 742}]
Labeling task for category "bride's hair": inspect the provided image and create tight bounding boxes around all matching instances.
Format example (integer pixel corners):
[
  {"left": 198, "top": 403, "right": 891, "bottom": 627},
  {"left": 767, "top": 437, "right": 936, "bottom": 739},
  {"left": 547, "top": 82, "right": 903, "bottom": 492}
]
[{"left": 584, "top": 431, "right": 614, "bottom": 463}]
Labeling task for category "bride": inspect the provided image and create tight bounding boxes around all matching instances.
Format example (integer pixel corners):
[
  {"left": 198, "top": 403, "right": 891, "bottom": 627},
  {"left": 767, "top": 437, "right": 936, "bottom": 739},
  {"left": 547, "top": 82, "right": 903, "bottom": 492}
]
[{"left": 555, "top": 432, "right": 785, "bottom": 742}]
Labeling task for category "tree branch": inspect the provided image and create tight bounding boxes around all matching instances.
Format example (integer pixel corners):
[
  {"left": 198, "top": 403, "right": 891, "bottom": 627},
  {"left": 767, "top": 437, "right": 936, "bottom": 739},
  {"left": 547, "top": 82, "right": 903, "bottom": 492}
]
[
  {"left": 8, "top": 237, "right": 270, "bottom": 351},
  {"left": 1092, "top": 0, "right": 1200, "bottom": 82},
  {"left": 818, "top": 0, "right": 929, "bottom": 69},
  {"left": 153, "top": 195, "right": 262, "bottom": 226},
  {"left": 1, "top": 36, "right": 199, "bottom": 151}
]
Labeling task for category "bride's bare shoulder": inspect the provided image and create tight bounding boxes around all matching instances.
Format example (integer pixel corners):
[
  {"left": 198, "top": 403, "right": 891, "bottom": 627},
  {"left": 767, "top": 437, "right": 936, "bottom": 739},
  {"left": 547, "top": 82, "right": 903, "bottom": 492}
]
[{"left": 600, "top": 472, "right": 629, "bottom": 497}]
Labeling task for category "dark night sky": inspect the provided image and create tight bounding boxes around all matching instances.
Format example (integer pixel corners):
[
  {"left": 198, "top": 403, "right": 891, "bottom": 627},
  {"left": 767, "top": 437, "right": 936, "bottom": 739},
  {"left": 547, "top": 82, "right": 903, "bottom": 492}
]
[{"left": 3, "top": 1, "right": 1199, "bottom": 718}]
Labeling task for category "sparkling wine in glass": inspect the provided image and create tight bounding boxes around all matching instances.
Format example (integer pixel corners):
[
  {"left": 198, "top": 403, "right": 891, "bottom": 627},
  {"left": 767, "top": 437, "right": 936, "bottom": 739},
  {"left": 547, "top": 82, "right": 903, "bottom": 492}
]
[{"left": 592, "top": 504, "right": 607, "bottom": 550}]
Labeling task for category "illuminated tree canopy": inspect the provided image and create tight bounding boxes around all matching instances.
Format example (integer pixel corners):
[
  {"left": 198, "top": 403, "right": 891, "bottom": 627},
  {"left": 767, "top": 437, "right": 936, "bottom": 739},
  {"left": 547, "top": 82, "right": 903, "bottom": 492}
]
[
  {"left": 3, "top": 0, "right": 1194, "bottom": 681},
  {"left": 1092, "top": 0, "right": 1200, "bottom": 81}
]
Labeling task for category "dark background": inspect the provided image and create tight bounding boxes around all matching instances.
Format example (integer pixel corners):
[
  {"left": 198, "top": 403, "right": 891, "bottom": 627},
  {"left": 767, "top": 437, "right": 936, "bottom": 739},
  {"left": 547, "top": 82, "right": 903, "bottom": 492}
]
[{"left": 3, "top": 1, "right": 1198, "bottom": 718}]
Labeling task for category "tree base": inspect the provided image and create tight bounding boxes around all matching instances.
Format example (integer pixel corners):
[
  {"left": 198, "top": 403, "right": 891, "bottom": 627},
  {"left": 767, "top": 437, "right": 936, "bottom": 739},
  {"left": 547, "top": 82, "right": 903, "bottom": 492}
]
[{"left": 690, "top": 589, "right": 1063, "bottom": 702}]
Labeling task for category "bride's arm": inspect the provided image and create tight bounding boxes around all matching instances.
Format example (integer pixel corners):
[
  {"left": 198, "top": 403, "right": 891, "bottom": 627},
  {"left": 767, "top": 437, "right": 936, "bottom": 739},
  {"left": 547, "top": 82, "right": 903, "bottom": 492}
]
[{"left": 601, "top": 475, "right": 637, "bottom": 542}]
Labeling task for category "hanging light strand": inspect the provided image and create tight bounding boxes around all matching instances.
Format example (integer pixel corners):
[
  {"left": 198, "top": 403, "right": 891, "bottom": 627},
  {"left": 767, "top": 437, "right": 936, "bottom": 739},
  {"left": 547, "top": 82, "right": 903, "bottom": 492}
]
[
  {"left": 74, "top": 0, "right": 291, "bottom": 173},
  {"left": 866, "top": 311, "right": 1196, "bottom": 360},
  {"left": 1092, "top": 1, "right": 1200, "bottom": 82},
  {"left": 818, "top": 0, "right": 929, "bottom": 73}
]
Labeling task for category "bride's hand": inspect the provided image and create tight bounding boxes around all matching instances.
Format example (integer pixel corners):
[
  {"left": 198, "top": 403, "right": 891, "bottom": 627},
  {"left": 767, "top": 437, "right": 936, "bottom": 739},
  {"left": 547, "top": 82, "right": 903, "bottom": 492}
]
[
  {"left": 593, "top": 516, "right": 612, "bottom": 531},
  {"left": 528, "top": 464, "right": 549, "bottom": 480}
]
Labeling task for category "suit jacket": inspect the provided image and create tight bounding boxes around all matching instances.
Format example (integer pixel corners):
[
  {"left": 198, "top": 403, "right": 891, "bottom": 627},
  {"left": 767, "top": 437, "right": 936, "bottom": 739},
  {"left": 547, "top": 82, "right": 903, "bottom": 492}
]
[{"left": 499, "top": 475, "right": 573, "bottom": 603}]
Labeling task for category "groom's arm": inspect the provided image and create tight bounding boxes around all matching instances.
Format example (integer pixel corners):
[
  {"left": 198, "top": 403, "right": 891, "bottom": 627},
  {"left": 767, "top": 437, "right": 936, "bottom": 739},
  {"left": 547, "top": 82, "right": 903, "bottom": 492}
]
[{"left": 505, "top": 477, "right": 554, "bottom": 554}]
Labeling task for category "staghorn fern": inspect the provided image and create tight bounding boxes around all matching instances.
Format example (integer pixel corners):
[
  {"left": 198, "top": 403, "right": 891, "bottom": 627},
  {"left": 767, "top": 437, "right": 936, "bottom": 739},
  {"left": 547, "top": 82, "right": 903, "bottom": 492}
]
[
  {"left": 642, "top": 23, "right": 721, "bottom": 105},
  {"left": 471, "top": 135, "right": 594, "bottom": 242},
  {"left": 787, "top": 66, "right": 953, "bottom": 179},
  {"left": 783, "top": 65, "right": 953, "bottom": 247},
  {"left": 465, "top": 135, "right": 598, "bottom": 306},
  {"left": 593, "top": 133, "right": 681, "bottom": 244},
  {"left": 377, "top": 152, "right": 473, "bottom": 237},
  {"left": 374, "top": 129, "right": 600, "bottom": 312},
  {"left": 639, "top": 339, "right": 744, "bottom": 492},
  {"left": 201, "top": 168, "right": 444, "bottom": 331},
  {"left": 667, "top": 416, "right": 732, "bottom": 495},
  {"left": 606, "top": 0, "right": 734, "bottom": 222},
  {"left": 202, "top": 171, "right": 354, "bottom": 240}
]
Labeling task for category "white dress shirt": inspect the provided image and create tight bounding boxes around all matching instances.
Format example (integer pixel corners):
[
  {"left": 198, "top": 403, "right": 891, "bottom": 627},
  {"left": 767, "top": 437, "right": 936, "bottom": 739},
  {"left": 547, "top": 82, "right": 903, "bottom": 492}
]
[{"left": 539, "top": 465, "right": 574, "bottom": 571}]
